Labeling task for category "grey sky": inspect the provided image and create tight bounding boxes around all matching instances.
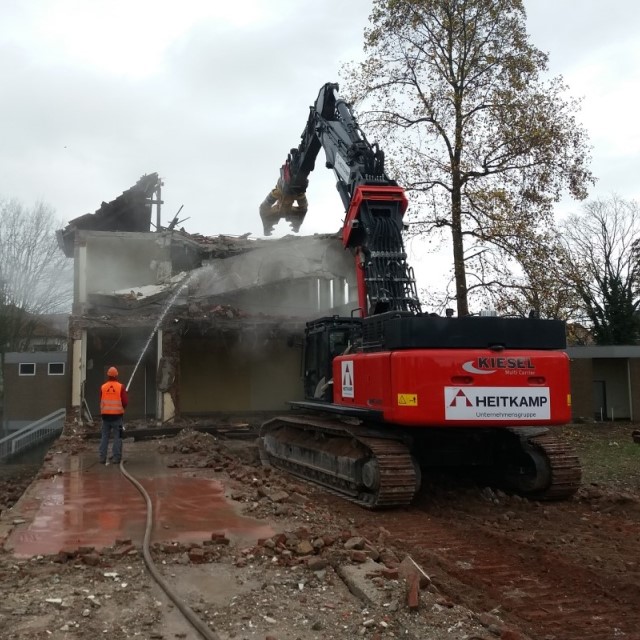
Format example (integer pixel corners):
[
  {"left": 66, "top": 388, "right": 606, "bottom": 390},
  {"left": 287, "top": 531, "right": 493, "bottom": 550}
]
[{"left": 1, "top": 0, "right": 638, "bottom": 286}]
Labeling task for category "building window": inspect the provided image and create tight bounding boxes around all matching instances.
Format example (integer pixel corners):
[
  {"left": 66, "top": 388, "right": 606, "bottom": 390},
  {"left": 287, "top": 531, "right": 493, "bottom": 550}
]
[
  {"left": 49, "top": 362, "right": 65, "bottom": 375},
  {"left": 33, "top": 344, "right": 61, "bottom": 352},
  {"left": 19, "top": 363, "right": 36, "bottom": 376}
]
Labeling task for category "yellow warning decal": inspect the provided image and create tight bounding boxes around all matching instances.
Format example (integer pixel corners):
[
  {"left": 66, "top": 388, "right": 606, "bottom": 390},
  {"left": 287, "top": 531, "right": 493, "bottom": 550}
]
[{"left": 397, "top": 394, "right": 418, "bottom": 406}]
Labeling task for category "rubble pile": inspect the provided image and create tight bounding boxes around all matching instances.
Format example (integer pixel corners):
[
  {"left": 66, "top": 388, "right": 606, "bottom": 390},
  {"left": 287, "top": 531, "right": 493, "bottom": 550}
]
[
  {"left": 159, "top": 429, "right": 231, "bottom": 470},
  {"left": 184, "top": 302, "right": 248, "bottom": 320},
  {"left": 158, "top": 428, "right": 220, "bottom": 455},
  {"left": 0, "top": 465, "right": 39, "bottom": 514},
  {"left": 0, "top": 430, "right": 495, "bottom": 640}
]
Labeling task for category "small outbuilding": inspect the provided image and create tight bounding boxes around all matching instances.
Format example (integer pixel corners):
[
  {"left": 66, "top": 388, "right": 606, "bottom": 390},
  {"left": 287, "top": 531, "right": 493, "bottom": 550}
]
[{"left": 567, "top": 346, "right": 640, "bottom": 421}]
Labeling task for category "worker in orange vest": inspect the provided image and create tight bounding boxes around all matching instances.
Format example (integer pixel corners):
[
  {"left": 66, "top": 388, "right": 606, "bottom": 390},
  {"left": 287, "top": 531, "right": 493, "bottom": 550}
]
[{"left": 99, "top": 366, "right": 129, "bottom": 464}]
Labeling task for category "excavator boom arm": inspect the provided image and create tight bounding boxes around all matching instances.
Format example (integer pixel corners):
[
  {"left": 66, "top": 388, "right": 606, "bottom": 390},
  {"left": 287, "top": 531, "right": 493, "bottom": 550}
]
[{"left": 259, "top": 82, "right": 421, "bottom": 316}]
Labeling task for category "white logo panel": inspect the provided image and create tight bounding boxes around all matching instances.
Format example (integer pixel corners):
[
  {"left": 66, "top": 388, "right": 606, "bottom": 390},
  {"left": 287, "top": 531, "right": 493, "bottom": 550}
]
[
  {"left": 445, "top": 387, "right": 550, "bottom": 420},
  {"left": 341, "top": 360, "right": 354, "bottom": 398},
  {"left": 334, "top": 153, "right": 351, "bottom": 183}
]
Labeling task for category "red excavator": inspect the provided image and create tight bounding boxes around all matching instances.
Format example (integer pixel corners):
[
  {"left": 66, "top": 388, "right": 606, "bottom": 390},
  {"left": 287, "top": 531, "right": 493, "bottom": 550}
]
[{"left": 258, "top": 82, "right": 581, "bottom": 508}]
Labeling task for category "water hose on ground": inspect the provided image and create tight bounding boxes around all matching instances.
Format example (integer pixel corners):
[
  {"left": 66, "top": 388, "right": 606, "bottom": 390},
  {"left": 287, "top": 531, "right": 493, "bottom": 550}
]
[{"left": 119, "top": 461, "right": 221, "bottom": 640}]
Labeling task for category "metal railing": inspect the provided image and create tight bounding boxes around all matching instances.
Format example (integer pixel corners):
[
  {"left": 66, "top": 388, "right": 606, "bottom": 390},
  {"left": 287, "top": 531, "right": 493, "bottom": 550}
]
[{"left": 0, "top": 408, "right": 66, "bottom": 461}]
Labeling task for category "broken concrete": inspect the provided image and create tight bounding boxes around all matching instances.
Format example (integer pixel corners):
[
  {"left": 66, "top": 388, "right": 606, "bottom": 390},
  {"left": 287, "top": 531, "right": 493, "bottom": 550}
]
[{"left": 337, "top": 558, "right": 391, "bottom": 606}]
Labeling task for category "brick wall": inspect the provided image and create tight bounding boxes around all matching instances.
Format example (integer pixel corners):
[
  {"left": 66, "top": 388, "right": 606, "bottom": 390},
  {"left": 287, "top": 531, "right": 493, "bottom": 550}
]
[
  {"left": 569, "top": 358, "right": 593, "bottom": 421},
  {"left": 628, "top": 359, "right": 640, "bottom": 420}
]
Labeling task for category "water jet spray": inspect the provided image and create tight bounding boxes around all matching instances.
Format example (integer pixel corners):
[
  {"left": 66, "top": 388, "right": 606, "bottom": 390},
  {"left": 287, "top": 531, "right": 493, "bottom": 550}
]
[{"left": 126, "top": 273, "right": 194, "bottom": 392}]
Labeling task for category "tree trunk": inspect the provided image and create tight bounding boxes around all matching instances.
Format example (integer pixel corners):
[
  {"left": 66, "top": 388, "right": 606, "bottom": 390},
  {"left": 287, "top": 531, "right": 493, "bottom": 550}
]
[
  {"left": 451, "top": 184, "right": 468, "bottom": 316},
  {"left": 451, "top": 105, "right": 468, "bottom": 317}
]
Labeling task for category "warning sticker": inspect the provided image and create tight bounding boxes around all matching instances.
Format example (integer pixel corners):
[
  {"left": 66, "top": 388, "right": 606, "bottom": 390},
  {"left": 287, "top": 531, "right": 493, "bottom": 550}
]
[
  {"left": 397, "top": 394, "right": 418, "bottom": 406},
  {"left": 445, "top": 387, "right": 550, "bottom": 420},
  {"left": 341, "top": 360, "right": 354, "bottom": 398}
]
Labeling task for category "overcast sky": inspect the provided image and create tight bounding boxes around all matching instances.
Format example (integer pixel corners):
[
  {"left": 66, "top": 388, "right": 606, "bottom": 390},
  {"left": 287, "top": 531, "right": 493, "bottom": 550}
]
[{"left": 1, "top": 0, "right": 639, "bottom": 299}]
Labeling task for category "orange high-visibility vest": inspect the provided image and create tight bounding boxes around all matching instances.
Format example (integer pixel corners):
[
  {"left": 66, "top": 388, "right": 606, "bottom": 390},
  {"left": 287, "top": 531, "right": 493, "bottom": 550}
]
[{"left": 100, "top": 380, "right": 124, "bottom": 415}]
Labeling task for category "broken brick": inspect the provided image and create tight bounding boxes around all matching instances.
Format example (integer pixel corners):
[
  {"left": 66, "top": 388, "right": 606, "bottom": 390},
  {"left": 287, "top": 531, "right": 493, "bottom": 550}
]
[
  {"left": 407, "top": 573, "right": 420, "bottom": 610},
  {"left": 188, "top": 548, "right": 206, "bottom": 563}
]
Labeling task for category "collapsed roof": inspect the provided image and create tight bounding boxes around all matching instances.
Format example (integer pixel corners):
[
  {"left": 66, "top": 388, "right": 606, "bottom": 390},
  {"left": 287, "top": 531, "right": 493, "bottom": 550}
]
[
  {"left": 60, "top": 173, "right": 356, "bottom": 329},
  {"left": 56, "top": 173, "right": 161, "bottom": 257}
]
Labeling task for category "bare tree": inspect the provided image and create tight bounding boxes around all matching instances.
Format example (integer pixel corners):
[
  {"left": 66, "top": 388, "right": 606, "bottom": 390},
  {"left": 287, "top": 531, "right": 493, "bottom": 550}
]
[
  {"left": 0, "top": 199, "right": 73, "bottom": 353},
  {"left": 342, "top": 0, "right": 594, "bottom": 315},
  {"left": 470, "top": 227, "right": 582, "bottom": 321},
  {"left": 559, "top": 195, "right": 640, "bottom": 345}
]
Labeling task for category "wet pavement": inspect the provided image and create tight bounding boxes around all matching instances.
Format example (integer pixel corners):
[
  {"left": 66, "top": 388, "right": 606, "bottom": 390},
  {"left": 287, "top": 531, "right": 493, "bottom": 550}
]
[{"left": 3, "top": 442, "right": 274, "bottom": 558}]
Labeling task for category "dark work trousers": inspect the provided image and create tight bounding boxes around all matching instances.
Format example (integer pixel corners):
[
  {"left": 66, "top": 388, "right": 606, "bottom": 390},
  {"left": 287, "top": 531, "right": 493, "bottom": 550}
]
[{"left": 99, "top": 415, "right": 123, "bottom": 463}]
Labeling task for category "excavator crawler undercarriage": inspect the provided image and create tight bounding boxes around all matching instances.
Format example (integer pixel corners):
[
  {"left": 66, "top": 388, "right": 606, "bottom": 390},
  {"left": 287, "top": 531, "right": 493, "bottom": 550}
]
[
  {"left": 260, "top": 416, "right": 581, "bottom": 508},
  {"left": 260, "top": 415, "right": 420, "bottom": 508}
]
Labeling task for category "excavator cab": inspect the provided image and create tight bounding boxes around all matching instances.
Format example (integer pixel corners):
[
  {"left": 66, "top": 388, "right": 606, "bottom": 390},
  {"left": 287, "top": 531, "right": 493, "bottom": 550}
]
[{"left": 303, "top": 317, "right": 361, "bottom": 402}]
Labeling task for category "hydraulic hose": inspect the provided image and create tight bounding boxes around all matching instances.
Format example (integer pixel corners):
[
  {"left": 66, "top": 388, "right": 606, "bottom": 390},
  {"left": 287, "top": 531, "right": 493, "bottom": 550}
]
[{"left": 119, "top": 461, "right": 221, "bottom": 640}]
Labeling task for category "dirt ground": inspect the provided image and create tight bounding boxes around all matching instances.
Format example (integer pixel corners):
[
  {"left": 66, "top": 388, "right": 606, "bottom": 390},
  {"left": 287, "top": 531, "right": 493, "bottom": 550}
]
[{"left": 0, "top": 421, "right": 639, "bottom": 640}]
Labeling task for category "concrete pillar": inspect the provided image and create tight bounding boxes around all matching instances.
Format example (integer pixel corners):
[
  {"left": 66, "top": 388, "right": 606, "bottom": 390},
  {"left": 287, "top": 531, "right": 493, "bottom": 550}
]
[
  {"left": 77, "top": 244, "right": 87, "bottom": 308},
  {"left": 628, "top": 358, "right": 640, "bottom": 421},
  {"left": 156, "top": 329, "right": 163, "bottom": 424},
  {"left": 70, "top": 331, "right": 87, "bottom": 421},
  {"left": 163, "top": 394, "right": 176, "bottom": 424},
  {"left": 309, "top": 279, "right": 318, "bottom": 310},
  {"left": 156, "top": 329, "right": 176, "bottom": 424},
  {"left": 318, "top": 278, "right": 331, "bottom": 310}
]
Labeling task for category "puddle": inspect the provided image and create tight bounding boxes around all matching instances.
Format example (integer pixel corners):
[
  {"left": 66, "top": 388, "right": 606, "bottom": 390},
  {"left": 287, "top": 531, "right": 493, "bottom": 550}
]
[{"left": 8, "top": 455, "right": 273, "bottom": 557}]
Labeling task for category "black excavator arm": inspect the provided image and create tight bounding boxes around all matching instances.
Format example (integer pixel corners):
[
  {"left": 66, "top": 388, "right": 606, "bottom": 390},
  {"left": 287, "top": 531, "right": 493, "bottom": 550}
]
[
  {"left": 259, "top": 82, "right": 393, "bottom": 235},
  {"left": 259, "top": 82, "right": 421, "bottom": 317}
]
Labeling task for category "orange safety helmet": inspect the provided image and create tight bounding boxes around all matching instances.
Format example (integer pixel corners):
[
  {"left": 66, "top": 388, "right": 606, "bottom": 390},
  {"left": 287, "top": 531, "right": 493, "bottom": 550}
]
[{"left": 107, "top": 366, "right": 119, "bottom": 378}]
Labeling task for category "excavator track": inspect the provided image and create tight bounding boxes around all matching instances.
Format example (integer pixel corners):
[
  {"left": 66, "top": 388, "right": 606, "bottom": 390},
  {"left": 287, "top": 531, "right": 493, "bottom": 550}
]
[
  {"left": 526, "top": 431, "right": 582, "bottom": 500},
  {"left": 261, "top": 417, "right": 581, "bottom": 507},
  {"left": 499, "top": 428, "right": 582, "bottom": 501},
  {"left": 260, "top": 415, "right": 420, "bottom": 508}
]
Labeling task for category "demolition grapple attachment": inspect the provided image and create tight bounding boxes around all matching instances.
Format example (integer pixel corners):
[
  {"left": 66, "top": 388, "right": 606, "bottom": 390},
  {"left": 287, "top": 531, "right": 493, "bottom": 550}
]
[{"left": 259, "top": 177, "right": 308, "bottom": 236}]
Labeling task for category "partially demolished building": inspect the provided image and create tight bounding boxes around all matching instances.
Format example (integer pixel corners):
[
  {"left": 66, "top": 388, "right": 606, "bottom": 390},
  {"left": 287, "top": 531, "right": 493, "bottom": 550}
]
[{"left": 57, "top": 173, "right": 357, "bottom": 424}]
